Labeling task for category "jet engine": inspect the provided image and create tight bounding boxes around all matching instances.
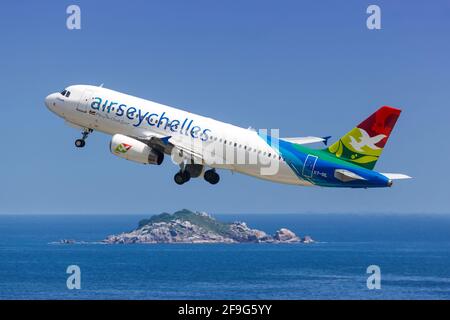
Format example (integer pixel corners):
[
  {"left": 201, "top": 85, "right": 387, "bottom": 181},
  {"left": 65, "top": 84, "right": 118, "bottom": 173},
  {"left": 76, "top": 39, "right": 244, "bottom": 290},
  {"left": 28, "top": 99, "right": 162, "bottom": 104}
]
[{"left": 110, "top": 134, "right": 164, "bottom": 165}]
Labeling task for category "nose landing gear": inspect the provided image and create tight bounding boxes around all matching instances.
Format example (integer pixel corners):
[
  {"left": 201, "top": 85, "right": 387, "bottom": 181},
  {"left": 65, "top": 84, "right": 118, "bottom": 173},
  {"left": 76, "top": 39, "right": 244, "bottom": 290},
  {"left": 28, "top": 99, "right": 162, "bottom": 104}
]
[
  {"left": 74, "top": 139, "right": 85, "bottom": 148},
  {"left": 75, "top": 129, "right": 93, "bottom": 148}
]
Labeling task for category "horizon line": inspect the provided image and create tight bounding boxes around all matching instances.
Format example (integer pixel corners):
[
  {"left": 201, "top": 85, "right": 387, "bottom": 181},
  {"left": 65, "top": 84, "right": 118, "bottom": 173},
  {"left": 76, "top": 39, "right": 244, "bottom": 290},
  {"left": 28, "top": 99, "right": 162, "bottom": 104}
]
[{"left": 0, "top": 211, "right": 449, "bottom": 216}]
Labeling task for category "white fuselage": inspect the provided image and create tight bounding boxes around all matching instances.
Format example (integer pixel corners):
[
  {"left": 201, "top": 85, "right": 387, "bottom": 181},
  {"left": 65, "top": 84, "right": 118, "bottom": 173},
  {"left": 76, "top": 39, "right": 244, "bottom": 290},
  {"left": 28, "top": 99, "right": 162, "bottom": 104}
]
[{"left": 45, "top": 85, "right": 310, "bottom": 186}]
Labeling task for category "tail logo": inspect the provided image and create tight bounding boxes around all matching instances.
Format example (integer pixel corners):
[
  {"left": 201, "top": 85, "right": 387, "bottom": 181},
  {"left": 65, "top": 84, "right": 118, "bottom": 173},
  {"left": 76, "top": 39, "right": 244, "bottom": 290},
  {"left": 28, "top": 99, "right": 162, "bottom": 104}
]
[
  {"left": 349, "top": 128, "right": 386, "bottom": 152},
  {"left": 115, "top": 143, "right": 132, "bottom": 154},
  {"left": 325, "top": 106, "right": 401, "bottom": 170}
]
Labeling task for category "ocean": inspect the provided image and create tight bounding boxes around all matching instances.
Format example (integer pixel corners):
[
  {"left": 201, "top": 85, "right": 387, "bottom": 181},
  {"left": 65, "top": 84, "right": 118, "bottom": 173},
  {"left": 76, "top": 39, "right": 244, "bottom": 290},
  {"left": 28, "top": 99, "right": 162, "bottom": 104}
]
[{"left": 0, "top": 214, "right": 449, "bottom": 300}]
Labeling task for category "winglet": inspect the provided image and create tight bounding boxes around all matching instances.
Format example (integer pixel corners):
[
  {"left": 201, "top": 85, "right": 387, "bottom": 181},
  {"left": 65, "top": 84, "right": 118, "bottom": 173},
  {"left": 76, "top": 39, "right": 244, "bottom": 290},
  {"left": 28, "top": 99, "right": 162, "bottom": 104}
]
[
  {"left": 160, "top": 136, "right": 172, "bottom": 145},
  {"left": 322, "top": 136, "right": 332, "bottom": 146}
]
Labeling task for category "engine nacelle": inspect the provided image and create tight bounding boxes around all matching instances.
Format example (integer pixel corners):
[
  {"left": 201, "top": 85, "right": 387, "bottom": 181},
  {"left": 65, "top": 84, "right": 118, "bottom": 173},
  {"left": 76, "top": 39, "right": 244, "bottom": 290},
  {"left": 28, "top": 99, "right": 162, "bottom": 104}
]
[{"left": 110, "top": 134, "right": 163, "bottom": 165}]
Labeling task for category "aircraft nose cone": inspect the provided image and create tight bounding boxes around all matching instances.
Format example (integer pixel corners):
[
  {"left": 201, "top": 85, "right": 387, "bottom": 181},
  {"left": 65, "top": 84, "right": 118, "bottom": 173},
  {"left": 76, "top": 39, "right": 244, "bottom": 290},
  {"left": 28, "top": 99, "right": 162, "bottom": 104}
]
[
  {"left": 45, "top": 93, "right": 56, "bottom": 110},
  {"left": 45, "top": 95, "right": 51, "bottom": 108}
]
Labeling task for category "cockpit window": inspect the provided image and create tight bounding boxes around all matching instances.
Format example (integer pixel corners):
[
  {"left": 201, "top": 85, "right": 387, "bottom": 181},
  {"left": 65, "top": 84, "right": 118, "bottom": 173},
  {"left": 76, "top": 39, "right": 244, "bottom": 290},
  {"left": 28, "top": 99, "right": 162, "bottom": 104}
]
[{"left": 60, "top": 90, "right": 71, "bottom": 97}]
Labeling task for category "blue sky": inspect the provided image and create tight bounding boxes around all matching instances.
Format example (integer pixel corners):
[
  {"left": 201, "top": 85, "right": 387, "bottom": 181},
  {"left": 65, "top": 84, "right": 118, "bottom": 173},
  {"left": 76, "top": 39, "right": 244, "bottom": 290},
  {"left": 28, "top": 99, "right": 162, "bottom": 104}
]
[{"left": 1, "top": 0, "right": 449, "bottom": 214}]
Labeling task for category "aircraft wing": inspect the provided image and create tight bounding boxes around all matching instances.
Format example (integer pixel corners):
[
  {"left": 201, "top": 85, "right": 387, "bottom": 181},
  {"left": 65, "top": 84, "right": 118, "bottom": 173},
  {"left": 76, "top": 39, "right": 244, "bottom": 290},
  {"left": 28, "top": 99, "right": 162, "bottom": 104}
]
[
  {"left": 139, "top": 134, "right": 332, "bottom": 165},
  {"left": 168, "top": 137, "right": 205, "bottom": 164},
  {"left": 136, "top": 132, "right": 172, "bottom": 152},
  {"left": 282, "top": 136, "right": 331, "bottom": 145},
  {"left": 135, "top": 133, "right": 206, "bottom": 164}
]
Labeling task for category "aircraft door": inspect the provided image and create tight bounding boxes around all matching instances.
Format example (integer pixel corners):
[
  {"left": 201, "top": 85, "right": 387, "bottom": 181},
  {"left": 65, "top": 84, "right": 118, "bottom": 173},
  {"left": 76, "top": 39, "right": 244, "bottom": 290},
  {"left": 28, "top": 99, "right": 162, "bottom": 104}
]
[
  {"left": 76, "top": 89, "right": 94, "bottom": 113},
  {"left": 302, "top": 154, "right": 318, "bottom": 178}
]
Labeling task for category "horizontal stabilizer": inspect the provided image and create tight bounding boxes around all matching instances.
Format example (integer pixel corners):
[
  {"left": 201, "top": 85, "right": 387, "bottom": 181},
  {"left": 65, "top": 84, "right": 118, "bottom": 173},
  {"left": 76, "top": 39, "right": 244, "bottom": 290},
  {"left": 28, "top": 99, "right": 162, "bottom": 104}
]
[
  {"left": 334, "top": 169, "right": 366, "bottom": 182},
  {"left": 282, "top": 136, "right": 328, "bottom": 145},
  {"left": 381, "top": 173, "right": 412, "bottom": 180}
]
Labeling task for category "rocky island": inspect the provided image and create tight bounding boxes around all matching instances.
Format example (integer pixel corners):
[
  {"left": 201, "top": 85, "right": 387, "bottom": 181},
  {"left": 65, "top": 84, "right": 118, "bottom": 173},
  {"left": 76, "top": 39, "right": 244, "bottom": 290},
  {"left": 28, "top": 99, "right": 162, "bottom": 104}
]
[{"left": 103, "top": 209, "right": 314, "bottom": 244}]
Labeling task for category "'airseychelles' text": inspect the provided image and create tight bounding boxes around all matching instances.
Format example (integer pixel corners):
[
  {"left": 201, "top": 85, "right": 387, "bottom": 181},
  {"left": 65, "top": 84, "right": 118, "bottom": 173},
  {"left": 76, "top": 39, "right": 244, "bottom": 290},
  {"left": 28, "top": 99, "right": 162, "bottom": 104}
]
[{"left": 91, "top": 97, "right": 211, "bottom": 141}]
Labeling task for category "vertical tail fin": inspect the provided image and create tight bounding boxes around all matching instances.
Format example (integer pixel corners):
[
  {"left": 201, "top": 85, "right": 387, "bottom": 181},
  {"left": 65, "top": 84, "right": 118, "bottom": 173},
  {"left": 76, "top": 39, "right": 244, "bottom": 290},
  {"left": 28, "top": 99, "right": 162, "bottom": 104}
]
[{"left": 325, "top": 106, "right": 401, "bottom": 170}]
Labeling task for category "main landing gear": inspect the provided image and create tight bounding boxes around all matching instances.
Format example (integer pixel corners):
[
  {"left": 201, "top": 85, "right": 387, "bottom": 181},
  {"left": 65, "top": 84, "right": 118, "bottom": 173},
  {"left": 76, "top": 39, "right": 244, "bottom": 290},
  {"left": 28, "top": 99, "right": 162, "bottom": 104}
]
[
  {"left": 174, "top": 170, "right": 191, "bottom": 185},
  {"left": 204, "top": 169, "right": 220, "bottom": 185},
  {"left": 173, "top": 168, "right": 220, "bottom": 185},
  {"left": 75, "top": 129, "right": 93, "bottom": 148}
]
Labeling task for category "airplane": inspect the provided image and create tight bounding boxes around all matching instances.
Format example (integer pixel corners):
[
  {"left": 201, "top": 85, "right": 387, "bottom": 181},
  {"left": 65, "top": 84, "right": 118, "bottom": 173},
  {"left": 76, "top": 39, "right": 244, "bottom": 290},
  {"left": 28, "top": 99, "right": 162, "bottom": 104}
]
[{"left": 45, "top": 85, "right": 411, "bottom": 188}]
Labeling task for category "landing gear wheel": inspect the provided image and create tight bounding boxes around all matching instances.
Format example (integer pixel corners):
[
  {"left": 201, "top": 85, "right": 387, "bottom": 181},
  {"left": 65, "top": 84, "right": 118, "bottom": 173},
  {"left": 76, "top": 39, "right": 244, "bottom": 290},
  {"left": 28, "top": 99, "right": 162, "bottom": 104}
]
[
  {"left": 182, "top": 171, "right": 191, "bottom": 183},
  {"left": 174, "top": 171, "right": 191, "bottom": 185},
  {"left": 174, "top": 172, "right": 185, "bottom": 185},
  {"left": 75, "top": 129, "right": 92, "bottom": 148},
  {"left": 204, "top": 169, "right": 220, "bottom": 185},
  {"left": 75, "top": 139, "right": 86, "bottom": 148}
]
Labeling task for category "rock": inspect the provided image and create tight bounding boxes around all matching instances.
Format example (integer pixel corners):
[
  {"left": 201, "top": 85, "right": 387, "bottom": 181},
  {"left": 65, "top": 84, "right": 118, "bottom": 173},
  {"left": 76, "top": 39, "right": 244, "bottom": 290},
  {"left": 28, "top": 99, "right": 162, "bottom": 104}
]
[
  {"left": 302, "top": 235, "right": 314, "bottom": 243},
  {"left": 273, "top": 228, "right": 301, "bottom": 243},
  {"left": 103, "top": 209, "right": 311, "bottom": 244},
  {"left": 60, "top": 239, "right": 75, "bottom": 244}
]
